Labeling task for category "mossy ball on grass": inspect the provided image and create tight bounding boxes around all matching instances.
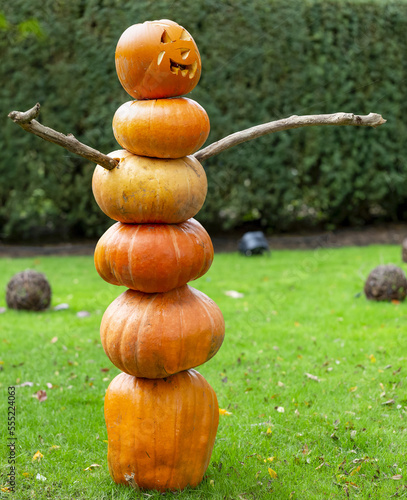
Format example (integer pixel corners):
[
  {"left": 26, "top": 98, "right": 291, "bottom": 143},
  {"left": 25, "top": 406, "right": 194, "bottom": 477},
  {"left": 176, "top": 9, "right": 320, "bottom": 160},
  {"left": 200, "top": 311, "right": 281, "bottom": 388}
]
[
  {"left": 364, "top": 264, "right": 407, "bottom": 302},
  {"left": 6, "top": 270, "right": 51, "bottom": 311},
  {"left": 402, "top": 238, "right": 407, "bottom": 263}
]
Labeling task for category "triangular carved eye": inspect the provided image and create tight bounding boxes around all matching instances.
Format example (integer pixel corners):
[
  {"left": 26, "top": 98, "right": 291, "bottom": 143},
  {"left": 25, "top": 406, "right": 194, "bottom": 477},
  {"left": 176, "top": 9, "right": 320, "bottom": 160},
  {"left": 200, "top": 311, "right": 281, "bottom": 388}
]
[
  {"left": 157, "top": 51, "right": 165, "bottom": 65},
  {"left": 180, "top": 30, "right": 191, "bottom": 41},
  {"left": 161, "top": 30, "right": 172, "bottom": 43}
]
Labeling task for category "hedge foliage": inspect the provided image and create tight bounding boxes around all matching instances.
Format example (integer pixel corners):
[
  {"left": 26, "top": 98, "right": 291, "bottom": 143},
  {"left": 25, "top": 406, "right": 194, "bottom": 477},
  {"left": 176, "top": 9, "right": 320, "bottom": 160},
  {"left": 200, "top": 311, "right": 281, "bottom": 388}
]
[{"left": 2, "top": 0, "right": 407, "bottom": 240}]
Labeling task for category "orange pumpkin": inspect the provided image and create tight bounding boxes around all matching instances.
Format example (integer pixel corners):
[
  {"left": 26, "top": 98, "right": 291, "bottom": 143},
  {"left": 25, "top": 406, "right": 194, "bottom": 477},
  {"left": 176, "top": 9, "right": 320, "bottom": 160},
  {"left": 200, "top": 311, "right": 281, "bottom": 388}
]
[
  {"left": 115, "top": 19, "right": 201, "bottom": 100},
  {"left": 100, "top": 285, "right": 225, "bottom": 379},
  {"left": 94, "top": 219, "right": 213, "bottom": 293},
  {"left": 112, "top": 98, "right": 210, "bottom": 159},
  {"left": 92, "top": 150, "right": 207, "bottom": 224},
  {"left": 105, "top": 369, "right": 219, "bottom": 491}
]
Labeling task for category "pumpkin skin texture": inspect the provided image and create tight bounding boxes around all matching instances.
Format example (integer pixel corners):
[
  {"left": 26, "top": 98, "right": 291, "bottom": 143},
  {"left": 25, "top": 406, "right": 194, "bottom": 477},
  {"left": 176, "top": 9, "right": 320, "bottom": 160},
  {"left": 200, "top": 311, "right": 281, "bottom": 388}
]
[
  {"left": 100, "top": 285, "right": 225, "bottom": 379},
  {"left": 105, "top": 370, "right": 219, "bottom": 491},
  {"left": 94, "top": 219, "right": 213, "bottom": 293},
  {"left": 112, "top": 98, "right": 210, "bottom": 159},
  {"left": 115, "top": 19, "right": 201, "bottom": 100},
  {"left": 92, "top": 150, "right": 207, "bottom": 224}
]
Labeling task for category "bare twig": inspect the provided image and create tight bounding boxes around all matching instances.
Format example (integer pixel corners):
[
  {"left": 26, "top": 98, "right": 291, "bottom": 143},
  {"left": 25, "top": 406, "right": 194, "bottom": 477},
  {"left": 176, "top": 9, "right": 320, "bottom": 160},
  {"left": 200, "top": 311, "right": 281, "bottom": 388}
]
[
  {"left": 194, "top": 112, "right": 386, "bottom": 162},
  {"left": 8, "top": 104, "right": 386, "bottom": 168},
  {"left": 8, "top": 103, "right": 118, "bottom": 170}
]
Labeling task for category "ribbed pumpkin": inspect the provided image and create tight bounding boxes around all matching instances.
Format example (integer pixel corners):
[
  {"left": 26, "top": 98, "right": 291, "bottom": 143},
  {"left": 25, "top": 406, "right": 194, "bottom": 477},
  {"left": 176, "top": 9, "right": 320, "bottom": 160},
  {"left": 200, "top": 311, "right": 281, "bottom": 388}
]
[
  {"left": 112, "top": 98, "right": 210, "bottom": 159},
  {"left": 115, "top": 19, "right": 201, "bottom": 100},
  {"left": 94, "top": 219, "right": 213, "bottom": 293},
  {"left": 92, "top": 150, "right": 207, "bottom": 224},
  {"left": 100, "top": 285, "right": 225, "bottom": 378},
  {"left": 105, "top": 370, "right": 219, "bottom": 491}
]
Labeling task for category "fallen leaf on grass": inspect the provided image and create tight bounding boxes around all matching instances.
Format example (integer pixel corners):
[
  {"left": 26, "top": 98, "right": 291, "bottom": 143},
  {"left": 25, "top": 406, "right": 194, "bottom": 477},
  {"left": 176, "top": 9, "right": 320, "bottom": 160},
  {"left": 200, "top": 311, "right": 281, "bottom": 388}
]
[
  {"left": 305, "top": 373, "right": 320, "bottom": 382},
  {"left": 350, "top": 466, "right": 361, "bottom": 476},
  {"left": 32, "top": 451, "right": 43, "bottom": 462},
  {"left": 382, "top": 399, "right": 395, "bottom": 405},
  {"left": 349, "top": 386, "right": 358, "bottom": 392},
  {"left": 17, "top": 381, "right": 34, "bottom": 387},
  {"left": 268, "top": 468, "right": 277, "bottom": 478},
  {"left": 392, "top": 475, "right": 403, "bottom": 480},
  {"left": 84, "top": 464, "right": 101, "bottom": 472},
  {"left": 124, "top": 472, "right": 140, "bottom": 491},
  {"left": 53, "top": 303, "right": 69, "bottom": 311},
  {"left": 224, "top": 290, "right": 244, "bottom": 299},
  {"left": 32, "top": 390, "right": 47, "bottom": 402},
  {"left": 77, "top": 311, "right": 90, "bottom": 318},
  {"left": 50, "top": 337, "right": 58, "bottom": 344},
  {"left": 219, "top": 408, "right": 232, "bottom": 416}
]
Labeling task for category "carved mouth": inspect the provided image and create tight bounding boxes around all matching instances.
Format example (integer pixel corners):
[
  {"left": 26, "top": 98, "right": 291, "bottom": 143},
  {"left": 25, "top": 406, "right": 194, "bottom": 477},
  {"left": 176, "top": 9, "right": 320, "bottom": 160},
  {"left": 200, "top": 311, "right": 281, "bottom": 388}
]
[{"left": 169, "top": 59, "right": 198, "bottom": 78}]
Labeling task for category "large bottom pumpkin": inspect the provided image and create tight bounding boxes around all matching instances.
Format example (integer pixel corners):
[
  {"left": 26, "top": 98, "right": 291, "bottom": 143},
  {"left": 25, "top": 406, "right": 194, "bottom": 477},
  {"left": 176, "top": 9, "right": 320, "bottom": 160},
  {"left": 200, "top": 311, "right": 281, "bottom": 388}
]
[{"left": 105, "top": 370, "right": 219, "bottom": 492}]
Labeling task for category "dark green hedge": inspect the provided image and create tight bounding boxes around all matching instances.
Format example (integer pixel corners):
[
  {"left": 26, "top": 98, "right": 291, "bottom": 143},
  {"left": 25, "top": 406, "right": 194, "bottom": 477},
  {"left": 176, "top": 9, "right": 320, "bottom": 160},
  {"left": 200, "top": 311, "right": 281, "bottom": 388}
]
[{"left": 2, "top": 0, "right": 407, "bottom": 240}]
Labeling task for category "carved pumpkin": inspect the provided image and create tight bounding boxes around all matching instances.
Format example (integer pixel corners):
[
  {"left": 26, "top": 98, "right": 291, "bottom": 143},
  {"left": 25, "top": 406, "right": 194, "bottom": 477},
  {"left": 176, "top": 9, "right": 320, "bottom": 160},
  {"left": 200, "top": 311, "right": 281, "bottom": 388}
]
[
  {"left": 94, "top": 218, "right": 213, "bottom": 293},
  {"left": 105, "top": 369, "right": 219, "bottom": 491},
  {"left": 115, "top": 19, "right": 201, "bottom": 100},
  {"left": 92, "top": 150, "right": 207, "bottom": 224},
  {"left": 112, "top": 98, "right": 210, "bottom": 159},
  {"left": 100, "top": 285, "right": 225, "bottom": 379}
]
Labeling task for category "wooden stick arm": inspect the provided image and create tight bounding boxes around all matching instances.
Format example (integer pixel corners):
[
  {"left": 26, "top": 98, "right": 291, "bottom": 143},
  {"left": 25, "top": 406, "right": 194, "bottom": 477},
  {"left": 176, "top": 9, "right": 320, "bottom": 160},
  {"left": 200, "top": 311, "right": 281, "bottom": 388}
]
[
  {"left": 8, "top": 103, "right": 118, "bottom": 170},
  {"left": 8, "top": 104, "right": 386, "bottom": 170},
  {"left": 193, "top": 112, "right": 386, "bottom": 162}
]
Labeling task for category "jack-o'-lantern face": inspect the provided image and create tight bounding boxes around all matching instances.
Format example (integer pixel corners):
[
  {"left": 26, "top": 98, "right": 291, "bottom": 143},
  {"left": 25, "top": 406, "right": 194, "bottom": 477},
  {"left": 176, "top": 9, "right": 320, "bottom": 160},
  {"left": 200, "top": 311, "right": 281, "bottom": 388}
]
[{"left": 115, "top": 19, "right": 202, "bottom": 100}]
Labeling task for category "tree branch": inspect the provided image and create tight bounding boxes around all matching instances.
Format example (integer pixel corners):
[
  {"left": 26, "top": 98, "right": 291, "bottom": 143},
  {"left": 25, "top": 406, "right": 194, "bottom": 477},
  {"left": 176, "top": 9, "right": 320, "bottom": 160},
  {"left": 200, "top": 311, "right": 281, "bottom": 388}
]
[
  {"left": 8, "top": 103, "right": 118, "bottom": 170},
  {"left": 8, "top": 104, "right": 386, "bottom": 168},
  {"left": 193, "top": 112, "right": 386, "bottom": 162}
]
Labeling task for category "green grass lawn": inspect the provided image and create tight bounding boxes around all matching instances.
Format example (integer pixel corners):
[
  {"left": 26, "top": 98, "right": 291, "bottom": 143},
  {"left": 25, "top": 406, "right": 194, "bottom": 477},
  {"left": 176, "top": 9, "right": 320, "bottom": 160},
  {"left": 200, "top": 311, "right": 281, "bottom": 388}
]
[{"left": 0, "top": 245, "right": 407, "bottom": 499}]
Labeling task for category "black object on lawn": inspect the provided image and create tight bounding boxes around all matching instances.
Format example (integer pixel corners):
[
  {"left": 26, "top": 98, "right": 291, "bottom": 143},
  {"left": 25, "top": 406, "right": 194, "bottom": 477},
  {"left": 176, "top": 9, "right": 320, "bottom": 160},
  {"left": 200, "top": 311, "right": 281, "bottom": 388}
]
[{"left": 238, "top": 231, "right": 269, "bottom": 256}]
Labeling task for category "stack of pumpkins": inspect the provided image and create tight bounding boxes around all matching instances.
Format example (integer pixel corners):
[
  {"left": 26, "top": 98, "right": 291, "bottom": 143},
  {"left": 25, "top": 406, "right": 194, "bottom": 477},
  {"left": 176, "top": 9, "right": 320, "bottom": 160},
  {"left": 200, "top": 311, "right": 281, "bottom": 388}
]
[{"left": 91, "top": 20, "right": 225, "bottom": 492}]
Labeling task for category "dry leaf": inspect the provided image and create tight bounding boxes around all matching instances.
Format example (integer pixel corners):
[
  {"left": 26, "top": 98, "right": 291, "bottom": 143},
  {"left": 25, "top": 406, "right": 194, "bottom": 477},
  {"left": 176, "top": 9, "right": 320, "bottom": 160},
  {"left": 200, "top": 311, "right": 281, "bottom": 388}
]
[
  {"left": 32, "top": 450, "right": 43, "bottom": 462},
  {"left": 32, "top": 390, "right": 47, "bottom": 402},
  {"left": 305, "top": 373, "right": 320, "bottom": 382},
  {"left": 50, "top": 337, "right": 58, "bottom": 344},
  {"left": 381, "top": 399, "right": 395, "bottom": 405},
  {"left": 268, "top": 468, "right": 277, "bottom": 479},
  {"left": 224, "top": 290, "right": 244, "bottom": 299},
  {"left": 18, "top": 381, "right": 34, "bottom": 387},
  {"left": 53, "top": 303, "right": 69, "bottom": 311},
  {"left": 392, "top": 474, "right": 402, "bottom": 480},
  {"left": 219, "top": 408, "right": 232, "bottom": 416},
  {"left": 83, "top": 464, "right": 101, "bottom": 471},
  {"left": 124, "top": 472, "right": 140, "bottom": 491},
  {"left": 77, "top": 310, "right": 90, "bottom": 318}
]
